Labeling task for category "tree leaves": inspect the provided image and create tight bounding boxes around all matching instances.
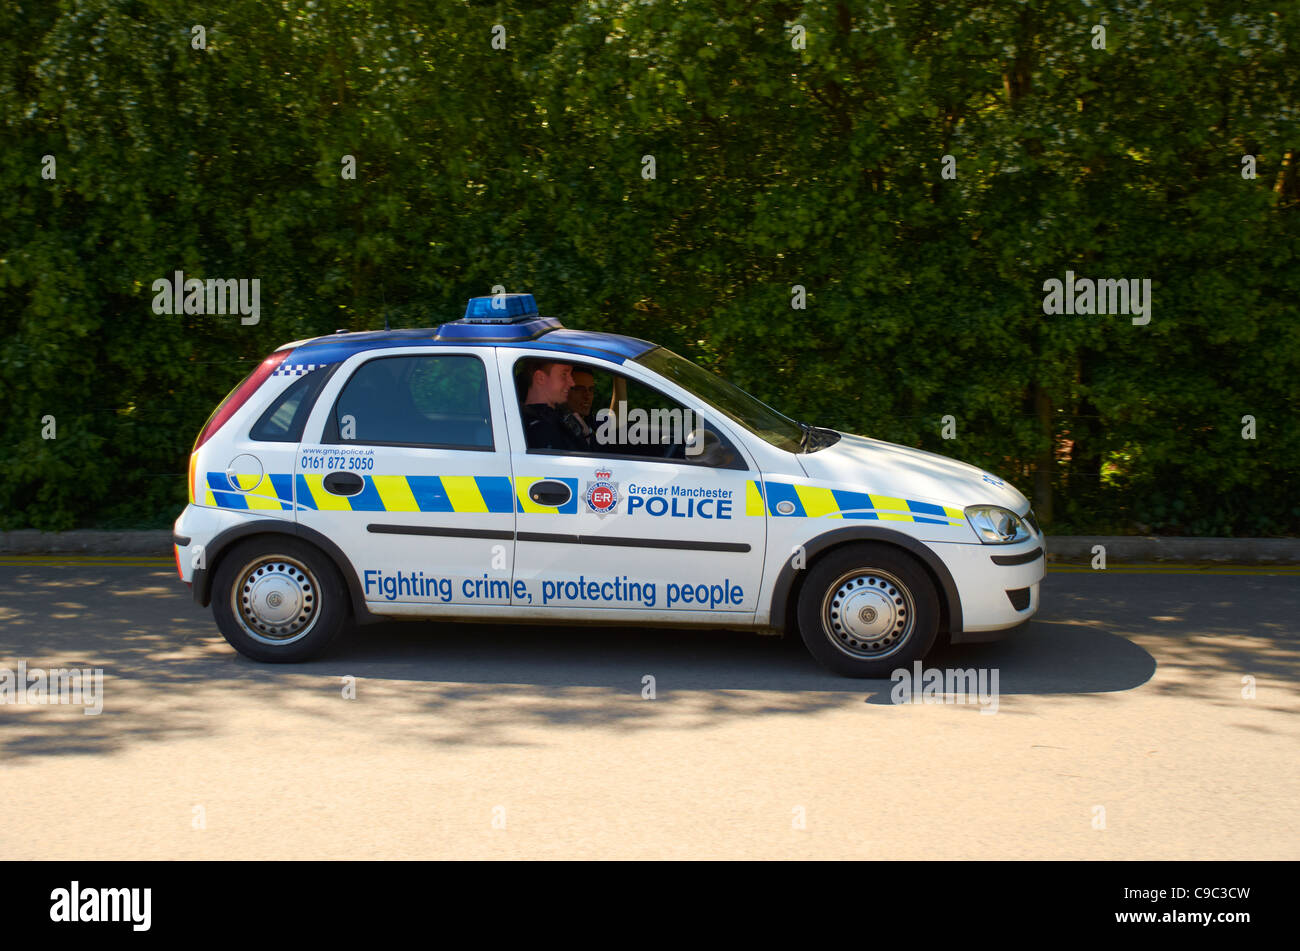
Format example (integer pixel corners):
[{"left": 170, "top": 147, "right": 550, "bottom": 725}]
[{"left": 0, "top": 0, "right": 1295, "bottom": 533}]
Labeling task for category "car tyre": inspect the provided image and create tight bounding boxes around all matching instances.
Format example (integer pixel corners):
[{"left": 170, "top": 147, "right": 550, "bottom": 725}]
[
  {"left": 212, "top": 537, "right": 349, "bottom": 662},
  {"left": 796, "top": 543, "right": 940, "bottom": 677}
]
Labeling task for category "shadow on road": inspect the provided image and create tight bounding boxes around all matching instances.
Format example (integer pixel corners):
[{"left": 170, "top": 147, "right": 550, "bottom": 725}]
[{"left": 2, "top": 568, "right": 1295, "bottom": 758}]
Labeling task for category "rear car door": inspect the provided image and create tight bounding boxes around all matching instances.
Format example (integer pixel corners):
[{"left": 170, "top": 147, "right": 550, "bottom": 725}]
[{"left": 295, "top": 347, "right": 517, "bottom": 614}]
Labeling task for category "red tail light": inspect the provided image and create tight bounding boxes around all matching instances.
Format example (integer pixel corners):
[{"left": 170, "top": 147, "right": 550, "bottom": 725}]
[{"left": 193, "top": 350, "right": 291, "bottom": 452}]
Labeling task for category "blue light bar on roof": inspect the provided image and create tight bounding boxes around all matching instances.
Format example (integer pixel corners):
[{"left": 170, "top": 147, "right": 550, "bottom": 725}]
[
  {"left": 435, "top": 315, "right": 562, "bottom": 343},
  {"left": 463, "top": 293, "right": 538, "bottom": 323},
  {"left": 436, "top": 291, "right": 561, "bottom": 342}
]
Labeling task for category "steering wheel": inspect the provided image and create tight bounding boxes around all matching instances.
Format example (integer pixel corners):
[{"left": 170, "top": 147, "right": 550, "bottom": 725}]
[{"left": 671, "top": 427, "right": 722, "bottom": 462}]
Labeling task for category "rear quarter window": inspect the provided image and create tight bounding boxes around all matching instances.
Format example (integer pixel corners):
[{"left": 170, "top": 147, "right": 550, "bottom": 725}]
[{"left": 249, "top": 367, "right": 335, "bottom": 443}]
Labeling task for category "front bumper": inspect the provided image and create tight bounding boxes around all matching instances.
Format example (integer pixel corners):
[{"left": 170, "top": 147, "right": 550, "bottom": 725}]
[{"left": 930, "top": 534, "right": 1046, "bottom": 642}]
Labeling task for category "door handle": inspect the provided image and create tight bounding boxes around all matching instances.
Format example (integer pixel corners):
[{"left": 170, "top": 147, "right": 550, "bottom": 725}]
[
  {"left": 323, "top": 471, "right": 364, "bottom": 496},
  {"left": 528, "top": 480, "right": 572, "bottom": 507}
]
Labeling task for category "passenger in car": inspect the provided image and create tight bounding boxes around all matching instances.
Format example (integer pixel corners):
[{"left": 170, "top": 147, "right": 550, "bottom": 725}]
[{"left": 519, "top": 359, "right": 588, "bottom": 451}]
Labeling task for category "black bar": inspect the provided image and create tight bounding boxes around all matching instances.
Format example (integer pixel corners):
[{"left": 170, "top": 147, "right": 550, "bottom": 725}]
[
  {"left": 991, "top": 547, "right": 1043, "bottom": 566},
  {"left": 366, "top": 524, "right": 514, "bottom": 541},
  {"left": 10, "top": 859, "right": 1281, "bottom": 935},
  {"left": 517, "top": 531, "right": 749, "bottom": 553}
]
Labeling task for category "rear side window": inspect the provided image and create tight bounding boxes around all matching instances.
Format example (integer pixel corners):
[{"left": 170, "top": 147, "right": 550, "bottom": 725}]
[
  {"left": 250, "top": 368, "right": 334, "bottom": 443},
  {"left": 327, "top": 354, "right": 493, "bottom": 450}
]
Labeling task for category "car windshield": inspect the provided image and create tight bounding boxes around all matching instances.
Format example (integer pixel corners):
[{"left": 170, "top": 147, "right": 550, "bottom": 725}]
[{"left": 634, "top": 347, "right": 806, "bottom": 453}]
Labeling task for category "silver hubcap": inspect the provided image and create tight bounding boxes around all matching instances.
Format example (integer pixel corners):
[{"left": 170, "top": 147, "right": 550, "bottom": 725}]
[
  {"left": 231, "top": 556, "right": 320, "bottom": 646},
  {"left": 821, "top": 569, "right": 914, "bottom": 660}
]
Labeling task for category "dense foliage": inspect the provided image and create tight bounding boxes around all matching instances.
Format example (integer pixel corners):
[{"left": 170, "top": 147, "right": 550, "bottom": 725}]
[{"left": 2, "top": 0, "right": 1296, "bottom": 533}]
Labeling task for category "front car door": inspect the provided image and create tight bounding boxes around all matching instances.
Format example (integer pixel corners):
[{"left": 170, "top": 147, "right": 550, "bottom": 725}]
[{"left": 500, "top": 347, "right": 766, "bottom": 623}]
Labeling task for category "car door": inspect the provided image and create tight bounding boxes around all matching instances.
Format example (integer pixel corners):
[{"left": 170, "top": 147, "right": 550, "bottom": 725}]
[
  {"left": 500, "top": 348, "right": 766, "bottom": 620},
  {"left": 295, "top": 347, "right": 517, "bottom": 615}
]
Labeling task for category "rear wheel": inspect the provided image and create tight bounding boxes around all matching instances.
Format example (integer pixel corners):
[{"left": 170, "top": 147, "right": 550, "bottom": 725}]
[
  {"left": 212, "top": 537, "right": 349, "bottom": 662},
  {"left": 796, "top": 543, "right": 940, "bottom": 677}
]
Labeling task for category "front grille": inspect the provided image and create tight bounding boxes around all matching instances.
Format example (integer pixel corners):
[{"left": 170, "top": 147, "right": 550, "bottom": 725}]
[{"left": 1006, "top": 587, "right": 1031, "bottom": 611}]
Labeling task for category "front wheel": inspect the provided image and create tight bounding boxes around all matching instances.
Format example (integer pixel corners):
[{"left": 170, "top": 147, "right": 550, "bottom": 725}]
[
  {"left": 211, "top": 538, "right": 349, "bottom": 662},
  {"left": 796, "top": 543, "right": 941, "bottom": 677}
]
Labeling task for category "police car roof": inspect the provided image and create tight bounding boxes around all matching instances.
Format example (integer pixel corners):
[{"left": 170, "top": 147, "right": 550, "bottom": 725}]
[{"left": 285, "top": 322, "right": 657, "bottom": 366}]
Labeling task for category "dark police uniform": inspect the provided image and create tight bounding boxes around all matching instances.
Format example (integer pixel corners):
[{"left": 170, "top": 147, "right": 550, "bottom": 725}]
[
  {"left": 563, "top": 411, "right": 599, "bottom": 452},
  {"left": 522, "top": 402, "right": 589, "bottom": 452}
]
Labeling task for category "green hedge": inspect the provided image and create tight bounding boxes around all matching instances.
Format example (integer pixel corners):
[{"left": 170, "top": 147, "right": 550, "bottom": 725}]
[{"left": 2, "top": 1, "right": 1296, "bottom": 534}]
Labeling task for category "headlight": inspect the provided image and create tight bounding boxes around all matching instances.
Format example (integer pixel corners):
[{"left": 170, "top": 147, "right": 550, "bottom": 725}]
[{"left": 964, "top": 505, "right": 1031, "bottom": 544}]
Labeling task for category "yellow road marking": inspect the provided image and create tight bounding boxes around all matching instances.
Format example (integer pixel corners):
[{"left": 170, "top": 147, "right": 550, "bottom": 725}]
[
  {"left": 1047, "top": 565, "right": 1300, "bottom": 575},
  {"left": 0, "top": 557, "right": 174, "bottom": 567},
  {"left": 0, "top": 556, "right": 1294, "bottom": 576}
]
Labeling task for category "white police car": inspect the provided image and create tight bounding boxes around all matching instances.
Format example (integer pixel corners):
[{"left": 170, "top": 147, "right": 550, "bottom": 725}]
[{"left": 173, "top": 293, "right": 1045, "bottom": 677}]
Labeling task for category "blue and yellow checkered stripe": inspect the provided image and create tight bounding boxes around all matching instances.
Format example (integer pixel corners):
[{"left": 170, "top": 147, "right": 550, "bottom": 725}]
[
  {"left": 203, "top": 473, "right": 959, "bottom": 524},
  {"left": 203, "top": 473, "right": 577, "bottom": 514},
  {"left": 745, "top": 480, "right": 964, "bottom": 525},
  {"left": 204, "top": 472, "right": 296, "bottom": 511}
]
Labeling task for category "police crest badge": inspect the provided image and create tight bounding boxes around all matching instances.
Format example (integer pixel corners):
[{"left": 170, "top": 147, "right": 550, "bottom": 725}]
[{"left": 584, "top": 468, "right": 620, "bottom": 517}]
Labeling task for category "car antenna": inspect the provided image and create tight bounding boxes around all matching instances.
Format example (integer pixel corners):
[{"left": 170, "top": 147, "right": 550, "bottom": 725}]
[{"left": 382, "top": 286, "right": 390, "bottom": 331}]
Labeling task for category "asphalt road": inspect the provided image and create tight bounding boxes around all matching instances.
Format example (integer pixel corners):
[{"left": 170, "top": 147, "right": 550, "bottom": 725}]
[{"left": 1, "top": 558, "right": 1296, "bottom": 859}]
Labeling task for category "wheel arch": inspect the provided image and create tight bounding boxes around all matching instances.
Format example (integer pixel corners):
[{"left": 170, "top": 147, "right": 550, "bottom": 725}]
[
  {"left": 771, "top": 526, "right": 962, "bottom": 638},
  {"left": 192, "top": 519, "right": 377, "bottom": 623}
]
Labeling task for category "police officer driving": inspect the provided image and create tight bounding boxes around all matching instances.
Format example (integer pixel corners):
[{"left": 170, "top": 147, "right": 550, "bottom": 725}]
[{"left": 562, "top": 367, "right": 599, "bottom": 452}]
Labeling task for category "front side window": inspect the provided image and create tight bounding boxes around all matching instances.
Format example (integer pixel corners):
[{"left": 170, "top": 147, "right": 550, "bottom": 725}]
[
  {"left": 327, "top": 354, "right": 493, "bottom": 449},
  {"left": 634, "top": 347, "right": 805, "bottom": 453},
  {"left": 513, "top": 356, "right": 745, "bottom": 469}
]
